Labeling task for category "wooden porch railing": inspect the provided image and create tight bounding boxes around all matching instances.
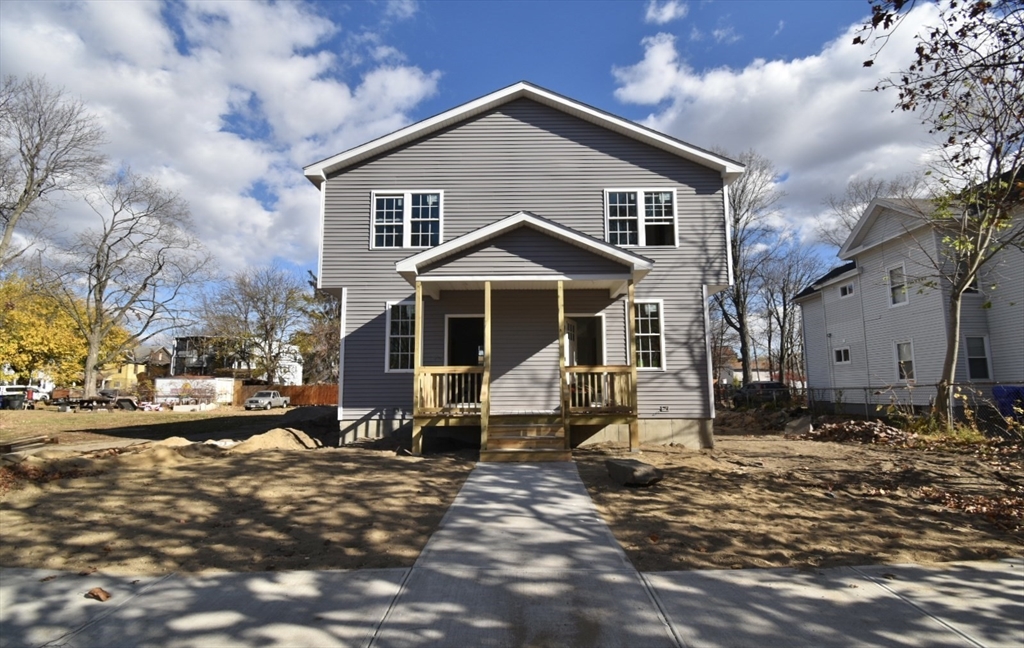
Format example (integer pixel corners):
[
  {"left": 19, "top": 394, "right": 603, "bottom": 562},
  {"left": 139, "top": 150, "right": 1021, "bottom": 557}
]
[
  {"left": 415, "top": 366, "right": 484, "bottom": 415},
  {"left": 565, "top": 365, "right": 636, "bottom": 414}
]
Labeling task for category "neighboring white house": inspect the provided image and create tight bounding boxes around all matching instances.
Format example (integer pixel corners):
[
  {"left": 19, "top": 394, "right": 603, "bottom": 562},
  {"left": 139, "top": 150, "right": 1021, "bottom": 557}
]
[
  {"left": 796, "top": 198, "right": 1024, "bottom": 417},
  {"left": 170, "top": 336, "right": 303, "bottom": 386}
]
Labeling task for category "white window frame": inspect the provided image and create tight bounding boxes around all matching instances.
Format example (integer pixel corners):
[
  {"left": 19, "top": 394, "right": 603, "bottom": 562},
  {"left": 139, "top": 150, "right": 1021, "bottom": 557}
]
[
  {"left": 370, "top": 190, "right": 444, "bottom": 250},
  {"left": 964, "top": 335, "right": 992, "bottom": 380},
  {"left": 384, "top": 300, "right": 416, "bottom": 374},
  {"left": 887, "top": 263, "right": 909, "bottom": 307},
  {"left": 633, "top": 299, "right": 667, "bottom": 371},
  {"left": 566, "top": 312, "right": 608, "bottom": 366},
  {"left": 839, "top": 282, "right": 855, "bottom": 298},
  {"left": 604, "top": 189, "right": 679, "bottom": 248},
  {"left": 894, "top": 340, "right": 915, "bottom": 382},
  {"left": 833, "top": 347, "right": 851, "bottom": 364}
]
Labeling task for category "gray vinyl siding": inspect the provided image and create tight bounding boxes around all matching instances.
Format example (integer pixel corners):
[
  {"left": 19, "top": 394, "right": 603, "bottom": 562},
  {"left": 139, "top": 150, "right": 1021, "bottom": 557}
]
[
  {"left": 420, "top": 227, "right": 630, "bottom": 277},
  {"left": 857, "top": 229, "right": 948, "bottom": 406},
  {"left": 323, "top": 98, "right": 727, "bottom": 419},
  {"left": 820, "top": 276, "right": 870, "bottom": 402},
  {"left": 798, "top": 296, "right": 830, "bottom": 391},
  {"left": 980, "top": 245, "right": 1024, "bottom": 383},
  {"left": 858, "top": 207, "right": 925, "bottom": 249}
]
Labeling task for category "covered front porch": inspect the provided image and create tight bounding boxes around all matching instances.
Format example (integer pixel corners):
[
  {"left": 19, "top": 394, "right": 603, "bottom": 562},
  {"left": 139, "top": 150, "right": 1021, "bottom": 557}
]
[{"left": 396, "top": 212, "right": 653, "bottom": 461}]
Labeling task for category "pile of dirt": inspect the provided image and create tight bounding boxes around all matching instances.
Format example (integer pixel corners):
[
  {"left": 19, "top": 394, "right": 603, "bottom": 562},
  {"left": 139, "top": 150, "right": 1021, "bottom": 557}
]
[
  {"left": 803, "top": 419, "right": 917, "bottom": 446},
  {"left": 229, "top": 427, "right": 323, "bottom": 454},
  {"left": 153, "top": 436, "right": 193, "bottom": 447}
]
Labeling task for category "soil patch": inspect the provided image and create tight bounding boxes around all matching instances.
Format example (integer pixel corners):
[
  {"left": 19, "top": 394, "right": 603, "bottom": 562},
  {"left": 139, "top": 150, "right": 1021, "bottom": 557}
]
[{"left": 576, "top": 434, "right": 1023, "bottom": 572}]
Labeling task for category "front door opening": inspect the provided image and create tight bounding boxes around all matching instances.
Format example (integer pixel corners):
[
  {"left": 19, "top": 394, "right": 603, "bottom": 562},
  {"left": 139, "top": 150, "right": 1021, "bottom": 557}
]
[{"left": 447, "top": 316, "right": 484, "bottom": 404}]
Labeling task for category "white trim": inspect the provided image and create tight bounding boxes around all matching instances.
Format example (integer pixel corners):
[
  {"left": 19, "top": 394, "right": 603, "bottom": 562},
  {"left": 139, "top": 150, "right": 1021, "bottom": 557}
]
[
  {"left": 370, "top": 190, "right": 444, "bottom": 250},
  {"left": 833, "top": 347, "right": 851, "bottom": 364},
  {"left": 304, "top": 82, "right": 745, "bottom": 186},
  {"left": 723, "top": 184, "right": 734, "bottom": 287},
  {"left": 337, "top": 287, "right": 347, "bottom": 420},
  {"left": 384, "top": 299, "right": 416, "bottom": 374},
  {"left": 634, "top": 298, "right": 667, "bottom": 371},
  {"left": 887, "top": 263, "right": 909, "bottom": 307},
  {"left": 443, "top": 314, "right": 485, "bottom": 366},
  {"left": 566, "top": 312, "right": 608, "bottom": 366},
  {"left": 964, "top": 335, "right": 992, "bottom": 381},
  {"left": 893, "top": 339, "right": 916, "bottom": 382},
  {"left": 604, "top": 188, "right": 679, "bottom": 248},
  {"left": 702, "top": 285, "right": 715, "bottom": 418},
  {"left": 317, "top": 176, "right": 326, "bottom": 288},
  {"left": 417, "top": 273, "right": 632, "bottom": 283},
  {"left": 396, "top": 211, "right": 654, "bottom": 282}
]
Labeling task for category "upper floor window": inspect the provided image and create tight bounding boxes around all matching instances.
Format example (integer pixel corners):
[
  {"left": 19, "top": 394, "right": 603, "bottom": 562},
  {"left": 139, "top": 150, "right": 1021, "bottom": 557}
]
[
  {"left": 965, "top": 336, "right": 990, "bottom": 380},
  {"left": 372, "top": 191, "right": 442, "bottom": 249},
  {"left": 634, "top": 300, "right": 666, "bottom": 370},
  {"left": 839, "top": 283, "right": 855, "bottom": 298},
  {"left": 888, "top": 265, "right": 908, "bottom": 306},
  {"left": 834, "top": 347, "right": 851, "bottom": 364},
  {"left": 606, "top": 189, "right": 677, "bottom": 247}
]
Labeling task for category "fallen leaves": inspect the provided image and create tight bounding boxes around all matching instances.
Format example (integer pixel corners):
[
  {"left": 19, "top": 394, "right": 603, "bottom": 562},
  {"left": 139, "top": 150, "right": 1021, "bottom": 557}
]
[
  {"left": 85, "top": 587, "right": 111, "bottom": 602},
  {"left": 920, "top": 486, "right": 1024, "bottom": 531},
  {"left": 0, "top": 463, "right": 104, "bottom": 495}
]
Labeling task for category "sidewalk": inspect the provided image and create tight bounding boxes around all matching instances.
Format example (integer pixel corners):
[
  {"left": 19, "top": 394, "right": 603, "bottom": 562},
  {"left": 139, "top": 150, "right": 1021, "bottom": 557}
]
[{"left": 1, "top": 462, "right": 1022, "bottom": 647}]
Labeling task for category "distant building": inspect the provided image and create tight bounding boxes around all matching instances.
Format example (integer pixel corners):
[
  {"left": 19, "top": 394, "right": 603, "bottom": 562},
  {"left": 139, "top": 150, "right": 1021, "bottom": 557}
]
[{"left": 170, "top": 336, "right": 303, "bottom": 386}]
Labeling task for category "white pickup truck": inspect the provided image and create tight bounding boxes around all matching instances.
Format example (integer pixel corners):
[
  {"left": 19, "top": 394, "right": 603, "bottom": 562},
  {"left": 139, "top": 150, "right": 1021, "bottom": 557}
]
[{"left": 244, "top": 390, "right": 290, "bottom": 410}]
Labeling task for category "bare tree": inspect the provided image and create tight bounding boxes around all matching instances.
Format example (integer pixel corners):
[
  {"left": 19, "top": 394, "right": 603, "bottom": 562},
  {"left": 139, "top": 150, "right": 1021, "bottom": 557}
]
[
  {"left": 759, "top": 241, "right": 829, "bottom": 386},
  {"left": 1, "top": 75, "right": 106, "bottom": 270},
  {"left": 860, "top": 0, "right": 1024, "bottom": 425},
  {"left": 203, "top": 265, "right": 306, "bottom": 385},
  {"left": 815, "top": 173, "right": 926, "bottom": 248},
  {"left": 37, "top": 169, "right": 211, "bottom": 396},
  {"left": 713, "top": 149, "right": 784, "bottom": 385},
  {"left": 293, "top": 271, "right": 341, "bottom": 384}
]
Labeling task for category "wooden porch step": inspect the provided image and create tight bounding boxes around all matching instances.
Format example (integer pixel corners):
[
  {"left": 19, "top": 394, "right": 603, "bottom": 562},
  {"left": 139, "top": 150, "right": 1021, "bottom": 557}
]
[
  {"left": 486, "top": 435, "right": 565, "bottom": 450},
  {"left": 488, "top": 424, "right": 564, "bottom": 437},
  {"left": 479, "top": 448, "right": 572, "bottom": 463}
]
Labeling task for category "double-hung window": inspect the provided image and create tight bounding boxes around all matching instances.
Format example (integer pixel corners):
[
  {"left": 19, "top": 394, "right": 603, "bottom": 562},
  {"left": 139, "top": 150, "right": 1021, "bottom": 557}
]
[
  {"left": 385, "top": 302, "right": 416, "bottom": 372},
  {"left": 372, "top": 191, "right": 442, "bottom": 249},
  {"left": 888, "top": 265, "right": 908, "bottom": 306},
  {"left": 965, "top": 336, "right": 990, "bottom": 380},
  {"left": 895, "top": 341, "right": 915, "bottom": 381},
  {"left": 839, "top": 283, "right": 855, "bottom": 298},
  {"left": 834, "top": 347, "right": 851, "bottom": 364},
  {"left": 606, "top": 189, "right": 677, "bottom": 247},
  {"left": 634, "top": 301, "right": 665, "bottom": 370}
]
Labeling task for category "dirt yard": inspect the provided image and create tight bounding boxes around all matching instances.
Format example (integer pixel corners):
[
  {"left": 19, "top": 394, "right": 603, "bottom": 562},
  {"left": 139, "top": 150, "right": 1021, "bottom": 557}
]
[{"left": 1, "top": 408, "right": 1021, "bottom": 575}]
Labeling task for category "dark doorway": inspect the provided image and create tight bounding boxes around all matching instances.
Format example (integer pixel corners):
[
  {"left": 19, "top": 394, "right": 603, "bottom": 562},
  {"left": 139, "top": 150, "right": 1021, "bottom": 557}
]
[
  {"left": 571, "top": 316, "right": 603, "bottom": 366},
  {"left": 447, "top": 317, "right": 484, "bottom": 365}
]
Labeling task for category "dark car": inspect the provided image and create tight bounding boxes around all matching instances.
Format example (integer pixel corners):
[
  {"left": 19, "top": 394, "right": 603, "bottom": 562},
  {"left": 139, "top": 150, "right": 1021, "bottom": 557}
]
[{"left": 733, "top": 381, "right": 791, "bottom": 407}]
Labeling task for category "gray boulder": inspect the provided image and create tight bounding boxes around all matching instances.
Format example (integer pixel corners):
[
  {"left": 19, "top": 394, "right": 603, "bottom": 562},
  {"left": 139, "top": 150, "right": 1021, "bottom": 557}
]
[{"left": 605, "top": 458, "right": 664, "bottom": 486}]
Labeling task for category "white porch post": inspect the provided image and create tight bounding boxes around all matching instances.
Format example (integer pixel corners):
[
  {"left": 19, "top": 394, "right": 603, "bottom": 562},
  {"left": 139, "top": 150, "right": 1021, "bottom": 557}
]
[
  {"left": 412, "top": 281, "right": 424, "bottom": 455},
  {"left": 627, "top": 279, "right": 639, "bottom": 452},
  {"left": 558, "top": 280, "right": 569, "bottom": 448}
]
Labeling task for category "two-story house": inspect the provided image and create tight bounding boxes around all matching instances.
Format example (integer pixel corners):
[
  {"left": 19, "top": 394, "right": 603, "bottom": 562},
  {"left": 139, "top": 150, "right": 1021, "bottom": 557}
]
[
  {"left": 305, "top": 82, "right": 744, "bottom": 460},
  {"left": 796, "top": 198, "right": 1024, "bottom": 418}
]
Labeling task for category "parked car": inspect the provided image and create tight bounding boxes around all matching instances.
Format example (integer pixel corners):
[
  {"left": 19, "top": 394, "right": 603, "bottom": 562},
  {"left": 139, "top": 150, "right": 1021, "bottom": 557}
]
[
  {"left": 0, "top": 385, "right": 30, "bottom": 410},
  {"left": 732, "top": 381, "right": 792, "bottom": 407},
  {"left": 244, "top": 390, "right": 290, "bottom": 410}
]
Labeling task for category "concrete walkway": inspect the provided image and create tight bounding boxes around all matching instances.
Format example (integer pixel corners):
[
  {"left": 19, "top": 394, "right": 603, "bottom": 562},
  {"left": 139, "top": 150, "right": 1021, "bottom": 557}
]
[{"left": 1, "top": 462, "right": 1022, "bottom": 647}]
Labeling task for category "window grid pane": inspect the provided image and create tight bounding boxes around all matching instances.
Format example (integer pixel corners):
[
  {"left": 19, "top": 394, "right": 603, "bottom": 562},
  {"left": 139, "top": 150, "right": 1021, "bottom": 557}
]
[
  {"left": 644, "top": 192, "right": 674, "bottom": 223},
  {"left": 966, "top": 337, "right": 989, "bottom": 379},
  {"left": 388, "top": 304, "right": 415, "bottom": 370},
  {"left": 375, "top": 196, "right": 404, "bottom": 248},
  {"left": 609, "top": 192, "right": 639, "bottom": 246},
  {"left": 889, "top": 267, "right": 908, "bottom": 305},
  {"left": 634, "top": 302, "right": 662, "bottom": 369},
  {"left": 896, "top": 342, "right": 914, "bottom": 380},
  {"left": 409, "top": 193, "right": 440, "bottom": 247}
]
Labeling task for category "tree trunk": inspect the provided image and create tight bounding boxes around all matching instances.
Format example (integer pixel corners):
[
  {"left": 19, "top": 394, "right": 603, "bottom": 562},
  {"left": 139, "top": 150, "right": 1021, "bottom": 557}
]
[
  {"left": 738, "top": 318, "right": 752, "bottom": 385},
  {"left": 83, "top": 334, "right": 102, "bottom": 398},
  {"left": 936, "top": 290, "right": 964, "bottom": 430}
]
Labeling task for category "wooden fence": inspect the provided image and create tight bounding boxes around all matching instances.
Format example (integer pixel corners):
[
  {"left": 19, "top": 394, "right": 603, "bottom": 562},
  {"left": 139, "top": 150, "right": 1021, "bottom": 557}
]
[{"left": 234, "top": 384, "right": 338, "bottom": 406}]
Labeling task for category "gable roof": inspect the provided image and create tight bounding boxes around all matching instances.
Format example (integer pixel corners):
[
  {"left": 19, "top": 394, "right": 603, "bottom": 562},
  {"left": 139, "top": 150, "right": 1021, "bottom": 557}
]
[
  {"left": 794, "top": 261, "right": 857, "bottom": 301},
  {"left": 839, "top": 198, "right": 935, "bottom": 260},
  {"left": 303, "top": 81, "right": 745, "bottom": 187},
  {"left": 396, "top": 211, "right": 653, "bottom": 297}
]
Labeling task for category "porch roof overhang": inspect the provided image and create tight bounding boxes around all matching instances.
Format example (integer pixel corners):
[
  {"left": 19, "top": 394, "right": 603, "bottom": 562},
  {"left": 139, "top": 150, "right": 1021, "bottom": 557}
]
[{"left": 396, "top": 211, "right": 654, "bottom": 298}]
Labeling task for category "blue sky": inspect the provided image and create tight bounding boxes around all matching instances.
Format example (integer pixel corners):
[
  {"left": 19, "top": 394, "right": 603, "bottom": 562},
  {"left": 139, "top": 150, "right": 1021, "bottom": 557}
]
[{"left": 0, "top": 0, "right": 939, "bottom": 277}]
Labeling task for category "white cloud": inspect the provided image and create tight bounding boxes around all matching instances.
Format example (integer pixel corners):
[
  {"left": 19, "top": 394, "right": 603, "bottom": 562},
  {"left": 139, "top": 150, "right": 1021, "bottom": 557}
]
[
  {"left": 645, "top": 0, "right": 689, "bottom": 25},
  {"left": 773, "top": 20, "right": 785, "bottom": 37},
  {"left": 711, "top": 26, "right": 741, "bottom": 45},
  {"left": 0, "top": 0, "right": 439, "bottom": 273},
  {"left": 613, "top": 5, "right": 942, "bottom": 243},
  {"left": 384, "top": 0, "right": 418, "bottom": 21}
]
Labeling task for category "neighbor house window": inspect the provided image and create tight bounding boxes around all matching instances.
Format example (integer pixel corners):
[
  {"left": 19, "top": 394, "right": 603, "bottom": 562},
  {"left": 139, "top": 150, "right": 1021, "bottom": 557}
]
[
  {"left": 634, "top": 301, "right": 665, "bottom": 370},
  {"left": 606, "top": 189, "right": 677, "bottom": 247},
  {"left": 834, "top": 347, "right": 851, "bottom": 364},
  {"left": 385, "top": 302, "right": 416, "bottom": 372},
  {"left": 839, "top": 283, "right": 855, "bottom": 298},
  {"left": 965, "top": 336, "right": 990, "bottom": 380},
  {"left": 372, "top": 191, "right": 442, "bottom": 248},
  {"left": 888, "top": 265, "right": 908, "bottom": 306},
  {"left": 895, "top": 341, "right": 915, "bottom": 381}
]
